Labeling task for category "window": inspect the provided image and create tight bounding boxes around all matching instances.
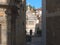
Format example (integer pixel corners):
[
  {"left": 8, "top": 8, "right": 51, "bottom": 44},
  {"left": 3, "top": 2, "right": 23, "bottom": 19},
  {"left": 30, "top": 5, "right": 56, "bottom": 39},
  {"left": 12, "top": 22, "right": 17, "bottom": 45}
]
[{"left": 29, "top": 21, "right": 34, "bottom": 25}]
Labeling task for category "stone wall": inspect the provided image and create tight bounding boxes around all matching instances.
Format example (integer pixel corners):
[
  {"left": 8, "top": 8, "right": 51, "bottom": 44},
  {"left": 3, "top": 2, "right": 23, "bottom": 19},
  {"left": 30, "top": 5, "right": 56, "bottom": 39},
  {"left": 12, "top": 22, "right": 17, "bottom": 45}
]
[
  {"left": 46, "top": 13, "right": 60, "bottom": 45},
  {"left": 0, "top": 0, "right": 26, "bottom": 45},
  {"left": 16, "top": 0, "right": 26, "bottom": 45},
  {"left": 0, "top": 8, "right": 7, "bottom": 45},
  {"left": 46, "top": 0, "right": 60, "bottom": 44}
]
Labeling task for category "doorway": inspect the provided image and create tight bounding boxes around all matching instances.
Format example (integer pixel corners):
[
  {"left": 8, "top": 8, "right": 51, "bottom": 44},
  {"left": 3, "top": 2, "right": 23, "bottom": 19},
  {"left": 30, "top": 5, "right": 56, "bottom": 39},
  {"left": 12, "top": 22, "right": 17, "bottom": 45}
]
[{"left": 0, "top": 24, "right": 1, "bottom": 44}]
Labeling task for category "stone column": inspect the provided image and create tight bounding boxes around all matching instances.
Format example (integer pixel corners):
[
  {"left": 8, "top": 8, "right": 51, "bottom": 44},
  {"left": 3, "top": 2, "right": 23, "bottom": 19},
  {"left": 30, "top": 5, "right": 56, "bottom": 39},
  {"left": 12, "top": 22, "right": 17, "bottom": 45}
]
[
  {"left": 0, "top": 8, "right": 8, "bottom": 45},
  {"left": 42, "top": 0, "right": 46, "bottom": 45}
]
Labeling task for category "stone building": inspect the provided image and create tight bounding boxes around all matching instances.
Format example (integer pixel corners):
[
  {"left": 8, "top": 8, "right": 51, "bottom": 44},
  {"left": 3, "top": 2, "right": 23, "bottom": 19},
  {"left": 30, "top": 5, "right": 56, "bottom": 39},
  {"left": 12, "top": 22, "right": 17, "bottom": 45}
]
[
  {"left": 0, "top": 0, "right": 26, "bottom": 45},
  {"left": 26, "top": 5, "right": 42, "bottom": 35},
  {"left": 0, "top": 7, "right": 7, "bottom": 45},
  {"left": 26, "top": 5, "right": 39, "bottom": 35},
  {"left": 35, "top": 8, "right": 42, "bottom": 30},
  {"left": 46, "top": 0, "right": 60, "bottom": 45}
]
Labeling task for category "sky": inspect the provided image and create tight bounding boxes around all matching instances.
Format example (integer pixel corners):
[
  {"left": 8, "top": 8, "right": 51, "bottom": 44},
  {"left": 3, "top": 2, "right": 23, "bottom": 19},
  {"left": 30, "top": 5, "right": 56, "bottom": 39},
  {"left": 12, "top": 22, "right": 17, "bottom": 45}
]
[{"left": 26, "top": 0, "right": 42, "bottom": 9}]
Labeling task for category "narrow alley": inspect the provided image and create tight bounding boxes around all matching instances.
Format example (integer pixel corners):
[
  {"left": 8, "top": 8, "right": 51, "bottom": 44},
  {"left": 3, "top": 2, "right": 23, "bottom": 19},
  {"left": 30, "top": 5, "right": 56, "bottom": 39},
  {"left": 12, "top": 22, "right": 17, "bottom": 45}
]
[{"left": 26, "top": 36, "right": 42, "bottom": 45}]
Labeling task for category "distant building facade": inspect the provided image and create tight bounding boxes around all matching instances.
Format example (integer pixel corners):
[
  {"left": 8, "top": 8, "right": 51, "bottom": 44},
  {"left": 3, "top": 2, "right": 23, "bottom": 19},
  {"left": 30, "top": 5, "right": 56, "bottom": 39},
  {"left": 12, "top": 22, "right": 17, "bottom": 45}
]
[
  {"left": 26, "top": 5, "right": 37, "bottom": 35},
  {"left": 26, "top": 5, "right": 42, "bottom": 35},
  {"left": 35, "top": 8, "right": 42, "bottom": 30}
]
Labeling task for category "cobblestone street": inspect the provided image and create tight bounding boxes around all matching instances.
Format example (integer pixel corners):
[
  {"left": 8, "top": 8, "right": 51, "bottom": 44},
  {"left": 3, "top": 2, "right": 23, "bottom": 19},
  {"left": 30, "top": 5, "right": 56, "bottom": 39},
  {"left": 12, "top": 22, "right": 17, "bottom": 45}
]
[{"left": 26, "top": 36, "right": 42, "bottom": 45}]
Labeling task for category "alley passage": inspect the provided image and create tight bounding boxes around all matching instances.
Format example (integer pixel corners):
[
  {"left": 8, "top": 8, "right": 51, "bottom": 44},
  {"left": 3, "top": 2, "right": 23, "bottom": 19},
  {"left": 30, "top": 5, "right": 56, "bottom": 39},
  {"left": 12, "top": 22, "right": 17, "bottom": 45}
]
[{"left": 26, "top": 36, "right": 41, "bottom": 45}]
